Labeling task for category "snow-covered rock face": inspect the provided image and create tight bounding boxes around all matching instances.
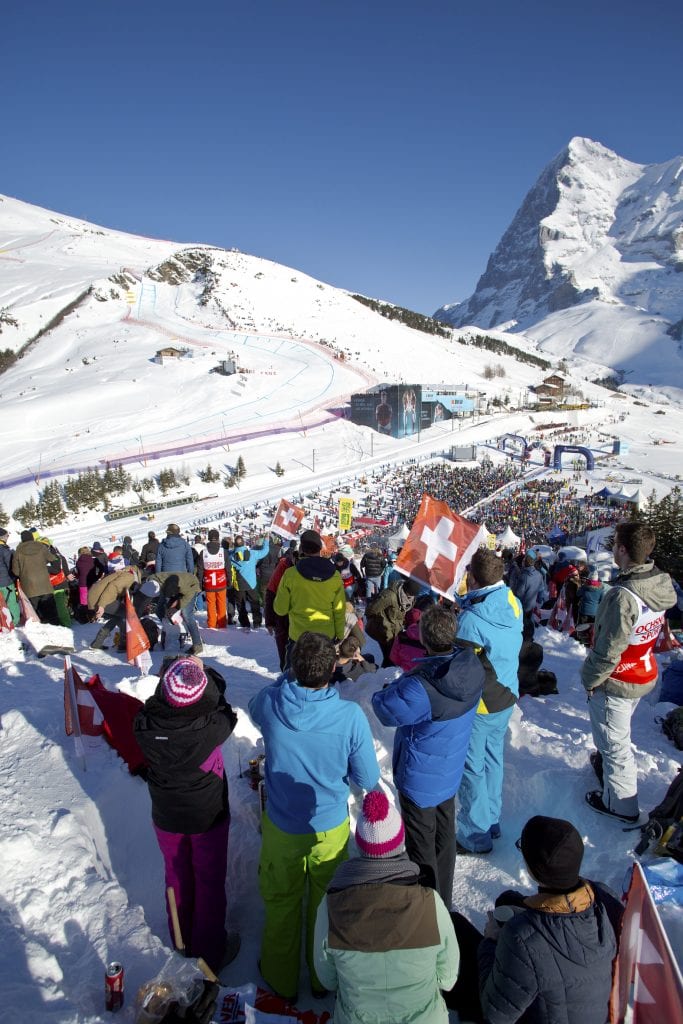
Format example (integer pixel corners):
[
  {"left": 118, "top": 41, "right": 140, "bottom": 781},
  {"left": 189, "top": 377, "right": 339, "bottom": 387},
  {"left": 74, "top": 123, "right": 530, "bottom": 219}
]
[{"left": 436, "top": 137, "right": 683, "bottom": 380}]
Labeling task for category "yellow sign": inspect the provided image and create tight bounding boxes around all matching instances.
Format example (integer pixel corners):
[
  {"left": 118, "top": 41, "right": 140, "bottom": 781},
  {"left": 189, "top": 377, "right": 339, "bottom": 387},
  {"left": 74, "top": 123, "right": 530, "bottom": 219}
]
[
  {"left": 126, "top": 291, "right": 136, "bottom": 304},
  {"left": 338, "top": 497, "right": 354, "bottom": 532}
]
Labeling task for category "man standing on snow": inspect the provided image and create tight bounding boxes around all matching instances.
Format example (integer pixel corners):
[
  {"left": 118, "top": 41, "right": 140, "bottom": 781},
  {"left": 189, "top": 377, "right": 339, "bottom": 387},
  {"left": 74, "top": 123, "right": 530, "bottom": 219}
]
[
  {"left": 155, "top": 524, "right": 194, "bottom": 574},
  {"left": 582, "top": 521, "right": 676, "bottom": 823},
  {"left": 273, "top": 529, "right": 346, "bottom": 659},
  {"left": 249, "top": 631, "right": 379, "bottom": 1002},
  {"left": 454, "top": 548, "right": 523, "bottom": 854}
]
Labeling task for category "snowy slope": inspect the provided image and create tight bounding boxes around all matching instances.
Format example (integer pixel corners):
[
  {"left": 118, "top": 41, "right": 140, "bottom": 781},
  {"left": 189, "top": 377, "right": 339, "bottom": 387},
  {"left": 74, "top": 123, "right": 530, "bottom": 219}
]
[
  {"left": 1, "top": 613, "right": 681, "bottom": 1024},
  {"left": 435, "top": 138, "right": 683, "bottom": 386}
]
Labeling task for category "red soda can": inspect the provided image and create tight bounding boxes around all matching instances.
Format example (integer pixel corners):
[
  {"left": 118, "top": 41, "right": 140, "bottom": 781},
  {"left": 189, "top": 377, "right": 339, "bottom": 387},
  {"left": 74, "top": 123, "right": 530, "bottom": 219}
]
[{"left": 105, "top": 961, "right": 124, "bottom": 1012}]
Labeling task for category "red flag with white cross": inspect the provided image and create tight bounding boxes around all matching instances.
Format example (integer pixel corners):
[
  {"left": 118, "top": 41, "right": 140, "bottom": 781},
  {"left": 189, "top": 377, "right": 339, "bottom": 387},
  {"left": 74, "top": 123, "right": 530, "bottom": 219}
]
[
  {"left": 270, "top": 498, "right": 305, "bottom": 542},
  {"left": 395, "top": 493, "right": 488, "bottom": 599}
]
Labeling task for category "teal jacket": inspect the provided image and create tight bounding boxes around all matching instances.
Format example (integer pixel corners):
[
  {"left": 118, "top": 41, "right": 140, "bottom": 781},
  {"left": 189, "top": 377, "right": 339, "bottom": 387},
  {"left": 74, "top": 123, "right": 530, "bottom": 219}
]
[{"left": 314, "top": 855, "right": 458, "bottom": 1024}]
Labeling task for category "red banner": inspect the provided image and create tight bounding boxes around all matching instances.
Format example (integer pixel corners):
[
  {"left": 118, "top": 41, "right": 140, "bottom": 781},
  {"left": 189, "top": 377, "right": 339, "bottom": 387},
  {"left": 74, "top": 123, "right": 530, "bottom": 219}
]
[
  {"left": 64, "top": 661, "right": 104, "bottom": 738},
  {"left": 610, "top": 861, "right": 683, "bottom": 1023}
]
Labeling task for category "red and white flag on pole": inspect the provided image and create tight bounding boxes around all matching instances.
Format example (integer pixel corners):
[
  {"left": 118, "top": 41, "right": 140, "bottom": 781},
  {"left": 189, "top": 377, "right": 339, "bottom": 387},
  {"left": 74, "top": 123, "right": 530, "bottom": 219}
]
[
  {"left": 125, "top": 591, "right": 152, "bottom": 675},
  {"left": 0, "top": 590, "right": 14, "bottom": 633},
  {"left": 16, "top": 581, "right": 39, "bottom": 625},
  {"left": 394, "top": 494, "right": 488, "bottom": 599},
  {"left": 270, "top": 498, "right": 305, "bottom": 543},
  {"left": 610, "top": 860, "right": 683, "bottom": 1023},
  {"left": 64, "top": 656, "right": 104, "bottom": 772},
  {"left": 518, "top": 533, "right": 527, "bottom": 556}
]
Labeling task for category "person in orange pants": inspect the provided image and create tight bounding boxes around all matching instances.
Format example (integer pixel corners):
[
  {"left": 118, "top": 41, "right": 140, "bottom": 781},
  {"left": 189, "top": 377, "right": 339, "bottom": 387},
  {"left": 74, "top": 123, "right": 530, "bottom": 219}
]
[{"left": 198, "top": 530, "right": 230, "bottom": 629}]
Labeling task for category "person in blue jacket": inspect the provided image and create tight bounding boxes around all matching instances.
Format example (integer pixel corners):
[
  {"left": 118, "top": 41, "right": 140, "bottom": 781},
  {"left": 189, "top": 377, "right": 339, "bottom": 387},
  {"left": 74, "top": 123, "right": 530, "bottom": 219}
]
[
  {"left": 155, "top": 524, "right": 194, "bottom": 574},
  {"left": 231, "top": 533, "right": 270, "bottom": 629},
  {"left": 455, "top": 548, "right": 523, "bottom": 853},
  {"left": 248, "top": 631, "right": 379, "bottom": 1002},
  {"left": 372, "top": 603, "right": 485, "bottom": 905},
  {"left": 511, "top": 552, "right": 544, "bottom": 641}
]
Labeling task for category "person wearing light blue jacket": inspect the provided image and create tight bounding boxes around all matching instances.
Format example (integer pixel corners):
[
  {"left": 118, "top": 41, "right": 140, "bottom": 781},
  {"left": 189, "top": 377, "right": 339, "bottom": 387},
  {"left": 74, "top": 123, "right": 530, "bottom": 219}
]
[
  {"left": 248, "top": 631, "right": 380, "bottom": 1002},
  {"left": 455, "top": 549, "right": 522, "bottom": 854},
  {"left": 231, "top": 533, "right": 270, "bottom": 628}
]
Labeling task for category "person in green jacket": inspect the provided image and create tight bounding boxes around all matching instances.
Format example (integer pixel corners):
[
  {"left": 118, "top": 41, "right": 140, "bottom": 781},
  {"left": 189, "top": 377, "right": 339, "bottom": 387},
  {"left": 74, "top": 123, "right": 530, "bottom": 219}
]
[
  {"left": 314, "top": 789, "right": 458, "bottom": 1024},
  {"left": 273, "top": 530, "right": 346, "bottom": 664}
]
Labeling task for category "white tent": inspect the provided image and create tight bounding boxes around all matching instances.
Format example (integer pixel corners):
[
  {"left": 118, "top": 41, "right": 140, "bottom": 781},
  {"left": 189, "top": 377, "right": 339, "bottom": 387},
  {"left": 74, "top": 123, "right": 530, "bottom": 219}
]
[
  {"left": 387, "top": 523, "right": 410, "bottom": 549},
  {"left": 557, "top": 545, "right": 588, "bottom": 564},
  {"left": 496, "top": 525, "right": 520, "bottom": 548}
]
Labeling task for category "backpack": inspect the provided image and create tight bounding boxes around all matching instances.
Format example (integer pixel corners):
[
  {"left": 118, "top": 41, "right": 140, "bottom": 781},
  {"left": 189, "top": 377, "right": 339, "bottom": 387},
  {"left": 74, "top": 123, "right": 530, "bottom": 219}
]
[
  {"left": 635, "top": 767, "right": 683, "bottom": 863},
  {"left": 661, "top": 706, "right": 683, "bottom": 751}
]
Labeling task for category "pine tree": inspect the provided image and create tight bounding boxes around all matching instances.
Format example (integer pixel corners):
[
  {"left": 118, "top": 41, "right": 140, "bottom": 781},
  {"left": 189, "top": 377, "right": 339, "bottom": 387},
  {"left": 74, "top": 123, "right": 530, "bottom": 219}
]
[
  {"left": 274, "top": 461, "right": 285, "bottom": 477},
  {"left": 236, "top": 456, "right": 246, "bottom": 480},
  {"left": 37, "top": 481, "right": 66, "bottom": 528},
  {"left": 14, "top": 497, "right": 39, "bottom": 528},
  {"left": 0, "top": 503, "right": 8, "bottom": 528}
]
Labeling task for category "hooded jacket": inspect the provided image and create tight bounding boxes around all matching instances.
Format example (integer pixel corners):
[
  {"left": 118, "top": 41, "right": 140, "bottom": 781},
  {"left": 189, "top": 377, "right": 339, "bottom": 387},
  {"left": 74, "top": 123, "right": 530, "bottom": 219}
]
[
  {"left": 314, "top": 854, "right": 458, "bottom": 1024},
  {"left": 273, "top": 555, "right": 346, "bottom": 641},
  {"left": 581, "top": 560, "right": 676, "bottom": 698},
  {"left": 248, "top": 676, "right": 379, "bottom": 833},
  {"left": 11, "top": 539, "right": 56, "bottom": 598},
  {"left": 230, "top": 540, "right": 270, "bottom": 591},
  {"left": 88, "top": 567, "right": 139, "bottom": 613},
  {"left": 512, "top": 566, "right": 544, "bottom": 614},
  {"left": 134, "top": 673, "right": 237, "bottom": 833},
  {"left": 478, "top": 881, "right": 620, "bottom": 1024},
  {"left": 364, "top": 579, "right": 416, "bottom": 645},
  {"left": 155, "top": 533, "right": 194, "bottom": 574},
  {"left": 372, "top": 647, "right": 484, "bottom": 807},
  {"left": 456, "top": 582, "right": 523, "bottom": 696}
]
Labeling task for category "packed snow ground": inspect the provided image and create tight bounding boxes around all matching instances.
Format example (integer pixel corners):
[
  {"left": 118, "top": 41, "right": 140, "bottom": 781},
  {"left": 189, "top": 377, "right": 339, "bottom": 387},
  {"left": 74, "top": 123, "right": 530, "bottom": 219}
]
[{"left": 1, "top": 603, "right": 681, "bottom": 1023}]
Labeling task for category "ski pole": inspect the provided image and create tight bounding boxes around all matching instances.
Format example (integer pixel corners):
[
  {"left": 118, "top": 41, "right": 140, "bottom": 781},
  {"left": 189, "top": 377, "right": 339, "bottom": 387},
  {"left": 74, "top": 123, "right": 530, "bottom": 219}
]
[{"left": 167, "top": 886, "right": 186, "bottom": 957}]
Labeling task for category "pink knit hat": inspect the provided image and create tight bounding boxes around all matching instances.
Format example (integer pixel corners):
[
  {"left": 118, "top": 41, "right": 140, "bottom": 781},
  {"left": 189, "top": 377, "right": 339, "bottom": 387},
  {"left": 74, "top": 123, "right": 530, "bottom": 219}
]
[
  {"left": 355, "top": 791, "right": 405, "bottom": 858},
  {"left": 162, "top": 658, "right": 208, "bottom": 707}
]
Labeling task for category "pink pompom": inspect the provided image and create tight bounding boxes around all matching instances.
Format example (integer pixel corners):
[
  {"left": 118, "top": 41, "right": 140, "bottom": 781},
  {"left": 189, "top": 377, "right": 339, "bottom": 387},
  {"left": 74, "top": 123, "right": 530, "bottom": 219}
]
[{"left": 363, "top": 790, "right": 389, "bottom": 823}]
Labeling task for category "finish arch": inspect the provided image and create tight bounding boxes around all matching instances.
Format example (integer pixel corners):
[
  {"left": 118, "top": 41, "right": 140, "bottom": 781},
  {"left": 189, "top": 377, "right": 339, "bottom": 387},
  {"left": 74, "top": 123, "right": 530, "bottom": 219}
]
[{"left": 552, "top": 445, "right": 595, "bottom": 471}]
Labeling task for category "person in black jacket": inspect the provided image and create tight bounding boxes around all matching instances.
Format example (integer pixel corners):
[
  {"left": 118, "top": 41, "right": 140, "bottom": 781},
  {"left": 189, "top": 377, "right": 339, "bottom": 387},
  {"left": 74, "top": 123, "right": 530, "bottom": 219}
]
[
  {"left": 360, "top": 546, "right": 387, "bottom": 599},
  {"left": 134, "top": 656, "right": 240, "bottom": 973},
  {"left": 446, "top": 814, "right": 622, "bottom": 1024}
]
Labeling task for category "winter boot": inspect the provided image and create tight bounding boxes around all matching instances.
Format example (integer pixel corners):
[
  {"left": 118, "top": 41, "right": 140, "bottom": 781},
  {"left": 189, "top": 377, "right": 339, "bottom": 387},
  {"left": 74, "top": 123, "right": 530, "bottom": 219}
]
[{"left": 90, "top": 628, "right": 110, "bottom": 650}]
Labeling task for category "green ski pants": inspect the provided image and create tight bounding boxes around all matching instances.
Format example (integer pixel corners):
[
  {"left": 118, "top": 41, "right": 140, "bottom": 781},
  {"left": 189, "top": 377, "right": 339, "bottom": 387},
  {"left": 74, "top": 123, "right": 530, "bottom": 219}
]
[{"left": 258, "top": 812, "right": 349, "bottom": 999}]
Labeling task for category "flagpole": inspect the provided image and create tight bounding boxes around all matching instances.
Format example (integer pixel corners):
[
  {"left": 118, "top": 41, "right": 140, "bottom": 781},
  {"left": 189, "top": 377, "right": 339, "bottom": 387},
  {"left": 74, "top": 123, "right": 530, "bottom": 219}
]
[{"left": 65, "top": 656, "right": 87, "bottom": 772}]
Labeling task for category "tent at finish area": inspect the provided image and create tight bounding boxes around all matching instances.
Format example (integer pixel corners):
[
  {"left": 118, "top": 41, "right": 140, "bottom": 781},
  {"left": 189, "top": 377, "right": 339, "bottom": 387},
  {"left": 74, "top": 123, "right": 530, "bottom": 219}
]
[
  {"left": 387, "top": 522, "right": 410, "bottom": 549},
  {"left": 594, "top": 485, "right": 644, "bottom": 509},
  {"left": 496, "top": 524, "right": 520, "bottom": 548}
]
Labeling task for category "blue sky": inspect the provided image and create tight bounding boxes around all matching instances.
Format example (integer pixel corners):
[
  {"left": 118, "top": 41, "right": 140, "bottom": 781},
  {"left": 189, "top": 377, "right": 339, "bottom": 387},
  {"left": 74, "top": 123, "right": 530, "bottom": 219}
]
[{"left": 4, "top": 1, "right": 682, "bottom": 314}]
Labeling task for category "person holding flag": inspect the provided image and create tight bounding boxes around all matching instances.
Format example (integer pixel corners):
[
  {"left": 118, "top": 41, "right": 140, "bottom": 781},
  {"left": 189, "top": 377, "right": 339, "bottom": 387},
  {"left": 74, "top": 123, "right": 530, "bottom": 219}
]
[{"left": 455, "top": 548, "right": 523, "bottom": 854}]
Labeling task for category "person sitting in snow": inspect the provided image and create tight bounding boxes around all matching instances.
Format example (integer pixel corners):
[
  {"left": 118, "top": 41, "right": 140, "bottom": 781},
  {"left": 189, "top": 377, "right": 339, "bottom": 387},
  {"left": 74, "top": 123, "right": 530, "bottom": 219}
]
[{"left": 445, "top": 815, "right": 623, "bottom": 1024}]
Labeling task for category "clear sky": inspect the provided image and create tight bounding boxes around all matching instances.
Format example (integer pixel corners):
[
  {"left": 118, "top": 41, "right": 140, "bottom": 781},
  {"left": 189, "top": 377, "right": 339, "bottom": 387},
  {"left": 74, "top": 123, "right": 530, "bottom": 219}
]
[{"left": 4, "top": 0, "right": 682, "bottom": 314}]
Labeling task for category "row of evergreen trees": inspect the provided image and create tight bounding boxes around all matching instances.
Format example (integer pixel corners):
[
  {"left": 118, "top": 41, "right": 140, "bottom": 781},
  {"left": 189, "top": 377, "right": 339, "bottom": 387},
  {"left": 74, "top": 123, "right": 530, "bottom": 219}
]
[
  {"left": 8, "top": 458, "right": 252, "bottom": 528},
  {"left": 639, "top": 486, "right": 683, "bottom": 579}
]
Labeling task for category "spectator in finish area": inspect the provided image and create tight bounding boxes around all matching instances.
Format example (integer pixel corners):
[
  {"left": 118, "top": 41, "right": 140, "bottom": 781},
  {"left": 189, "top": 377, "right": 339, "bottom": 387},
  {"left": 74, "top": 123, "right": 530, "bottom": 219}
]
[
  {"left": 446, "top": 815, "right": 623, "bottom": 1024},
  {"left": 248, "top": 632, "right": 379, "bottom": 1002},
  {"left": 372, "top": 604, "right": 484, "bottom": 905},
  {"left": 455, "top": 548, "right": 523, "bottom": 853},
  {"left": 198, "top": 529, "right": 231, "bottom": 629},
  {"left": 314, "top": 790, "right": 459, "bottom": 1024},
  {"left": 364, "top": 575, "right": 422, "bottom": 667},
  {"left": 134, "top": 656, "right": 240, "bottom": 975},
  {"left": 582, "top": 521, "right": 676, "bottom": 822},
  {"left": 274, "top": 530, "right": 346, "bottom": 660},
  {"left": 231, "top": 533, "right": 271, "bottom": 629},
  {"left": 155, "top": 524, "right": 195, "bottom": 574},
  {"left": 360, "top": 546, "right": 387, "bottom": 600}
]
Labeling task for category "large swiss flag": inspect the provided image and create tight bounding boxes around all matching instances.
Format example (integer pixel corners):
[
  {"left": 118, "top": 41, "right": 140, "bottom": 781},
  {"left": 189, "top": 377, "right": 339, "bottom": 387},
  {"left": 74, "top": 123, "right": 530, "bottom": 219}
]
[
  {"left": 395, "top": 494, "right": 487, "bottom": 599},
  {"left": 270, "top": 498, "right": 305, "bottom": 542}
]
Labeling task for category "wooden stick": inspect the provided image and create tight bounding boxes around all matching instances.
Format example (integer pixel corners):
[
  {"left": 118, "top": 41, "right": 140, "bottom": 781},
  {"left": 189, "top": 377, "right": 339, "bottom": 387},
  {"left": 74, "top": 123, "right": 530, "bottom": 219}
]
[
  {"left": 196, "top": 958, "right": 219, "bottom": 983},
  {"left": 166, "top": 886, "right": 186, "bottom": 955}
]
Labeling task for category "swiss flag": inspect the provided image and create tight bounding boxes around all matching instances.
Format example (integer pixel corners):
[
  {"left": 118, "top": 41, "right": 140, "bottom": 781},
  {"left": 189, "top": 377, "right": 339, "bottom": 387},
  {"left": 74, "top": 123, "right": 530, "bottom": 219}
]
[
  {"left": 271, "top": 498, "right": 305, "bottom": 542},
  {"left": 64, "top": 659, "right": 104, "bottom": 739},
  {"left": 0, "top": 590, "right": 14, "bottom": 633},
  {"left": 610, "top": 861, "right": 683, "bottom": 1023},
  {"left": 518, "top": 533, "right": 527, "bottom": 556},
  {"left": 395, "top": 494, "right": 488, "bottom": 599},
  {"left": 125, "top": 591, "right": 152, "bottom": 673}
]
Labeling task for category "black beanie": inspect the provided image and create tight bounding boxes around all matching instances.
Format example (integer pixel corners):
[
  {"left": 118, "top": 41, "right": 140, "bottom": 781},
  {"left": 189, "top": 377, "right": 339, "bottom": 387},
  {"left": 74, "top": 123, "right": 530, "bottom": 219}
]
[
  {"left": 520, "top": 815, "right": 584, "bottom": 891},
  {"left": 21, "top": 530, "right": 34, "bottom": 542}
]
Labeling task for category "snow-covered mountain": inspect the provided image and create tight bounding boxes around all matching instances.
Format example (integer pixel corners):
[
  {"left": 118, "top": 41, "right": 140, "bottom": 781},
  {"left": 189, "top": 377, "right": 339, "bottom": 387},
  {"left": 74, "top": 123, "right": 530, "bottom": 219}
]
[{"left": 435, "top": 137, "right": 683, "bottom": 384}]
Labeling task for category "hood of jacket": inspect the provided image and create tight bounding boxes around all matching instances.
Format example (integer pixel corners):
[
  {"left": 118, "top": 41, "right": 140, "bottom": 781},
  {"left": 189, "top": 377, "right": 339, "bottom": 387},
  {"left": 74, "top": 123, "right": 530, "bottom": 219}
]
[
  {"left": 269, "top": 676, "right": 340, "bottom": 731},
  {"left": 517, "top": 881, "right": 615, "bottom": 968},
  {"left": 160, "top": 534, "right": 189, "bottom": 553},
  {"left": 296, "top": 555, "right": 337, "bottom": 582},
  {"left": 411, "top": 648, "right": 484, "bottom": 715},
  {"left": 460, "top": 581, "right": 521, "bottom": 628},
  {"left": 615, "top": 561, "right": 676, "bottom": 613}
]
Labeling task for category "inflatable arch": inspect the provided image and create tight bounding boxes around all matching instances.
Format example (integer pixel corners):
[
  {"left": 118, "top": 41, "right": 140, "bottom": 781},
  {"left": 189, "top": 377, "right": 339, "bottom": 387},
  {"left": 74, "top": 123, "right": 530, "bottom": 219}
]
[
  {"left": 553, "top": 445, "right": 595, "bottom": 471},
  {"left": 497, "top": 433, "right": 527, "bottom": 455}
]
